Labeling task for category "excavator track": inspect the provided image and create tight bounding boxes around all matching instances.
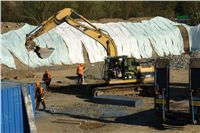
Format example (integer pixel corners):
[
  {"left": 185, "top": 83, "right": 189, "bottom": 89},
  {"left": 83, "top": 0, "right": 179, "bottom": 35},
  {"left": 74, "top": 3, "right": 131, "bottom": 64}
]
[{"left": 90, "top": 82, "right": 155, "bottom": 97}]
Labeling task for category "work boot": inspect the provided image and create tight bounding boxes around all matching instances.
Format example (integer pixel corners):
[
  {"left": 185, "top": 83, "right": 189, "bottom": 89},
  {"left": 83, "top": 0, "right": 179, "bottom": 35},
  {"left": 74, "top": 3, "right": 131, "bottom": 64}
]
[
  {"left": 42, "top": 102, "right": 46, "bottom": 110},
  {"left": 35, "top": 101, "right": 40, "bottom": 110}
]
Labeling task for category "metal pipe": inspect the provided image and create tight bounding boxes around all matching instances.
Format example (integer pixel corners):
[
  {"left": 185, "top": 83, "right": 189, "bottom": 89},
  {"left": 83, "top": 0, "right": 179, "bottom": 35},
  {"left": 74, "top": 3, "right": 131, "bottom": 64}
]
[
  {"left": 162, "top": 88, "right": 166, "bottom": 122},
  {"left": 190, "top": 63, "right": 197, "bottom": 124},
  {"left": 72, "top": 9, "right": 98, "bottom": 30},
  {"left": 26, "top": 25, "right": 41, "bottom": 37}
]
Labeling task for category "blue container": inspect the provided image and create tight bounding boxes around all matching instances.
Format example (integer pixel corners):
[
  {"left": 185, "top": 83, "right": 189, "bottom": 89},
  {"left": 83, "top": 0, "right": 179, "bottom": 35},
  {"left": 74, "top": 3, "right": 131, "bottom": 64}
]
[
  {"left": 27, "top": 83, "right": 35, "bottom": 113},
  {"left": 1, "top": 81, "right": 35, "bottom": 133},
  {"left": 22, "top": 83, "right": 36, "bottom": 115}
]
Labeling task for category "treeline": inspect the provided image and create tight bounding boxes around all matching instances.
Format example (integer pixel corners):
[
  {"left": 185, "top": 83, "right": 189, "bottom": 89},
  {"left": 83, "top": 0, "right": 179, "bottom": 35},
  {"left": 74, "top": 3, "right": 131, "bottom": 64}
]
[{"left": 1, "top": 1, "right": 200, "bottom": 25}]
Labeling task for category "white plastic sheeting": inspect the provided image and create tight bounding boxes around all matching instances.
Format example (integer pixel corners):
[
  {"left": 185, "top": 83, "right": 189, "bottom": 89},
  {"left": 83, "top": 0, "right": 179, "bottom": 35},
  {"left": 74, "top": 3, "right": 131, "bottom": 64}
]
[
  {"left": 1, "top": 16, "right": 199, "bottom": 69},
  {"left": 1, "top": 24, "right": 73, "bottom": 68},
  {"left": 0, "top": 44, "right": 16, "bottom": 69},
  {"left": 188, "top": 24, "right": 200, "bottom": 51},
  {"left": 1, "top": 24, "right": 35, "bottom": 69},
  {"left": 173, "top": 23, "right": 200, "bottom": 51}
]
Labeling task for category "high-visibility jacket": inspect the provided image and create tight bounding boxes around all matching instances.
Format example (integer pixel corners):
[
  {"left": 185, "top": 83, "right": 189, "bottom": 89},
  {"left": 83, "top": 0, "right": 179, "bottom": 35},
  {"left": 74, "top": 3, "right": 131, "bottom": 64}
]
[
  {"left": 43, "top": 72, "right": 51, "bottom": 83},
  {"left": 35, "top": 87, "right": 45, "bottom": 99},
  {"left": 77, "top": 65, "right": 85, "bottom": 76}
]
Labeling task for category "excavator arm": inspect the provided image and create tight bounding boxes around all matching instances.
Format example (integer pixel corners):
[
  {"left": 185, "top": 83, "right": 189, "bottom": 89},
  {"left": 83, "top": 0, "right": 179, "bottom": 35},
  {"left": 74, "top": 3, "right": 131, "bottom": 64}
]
[{"left": 25, "top": 8, "right": 117, "bottom": 58}]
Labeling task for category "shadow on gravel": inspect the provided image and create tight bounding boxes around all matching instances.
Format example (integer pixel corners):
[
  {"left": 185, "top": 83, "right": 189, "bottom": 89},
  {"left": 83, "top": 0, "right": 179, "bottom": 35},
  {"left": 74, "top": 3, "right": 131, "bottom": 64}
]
[
  {"left": 44, "top": 108, "right": 189, "bottom": 131},
  {"left": 65, "top": 76, "right": 78, "bottom": 80},
  {"left": 50, "top": 84, "right": 144, "bottom": 107},
  {"left": 49, "top": 82, "right": 190, "bottom": 107},
  {"left": 48, "top": 83, "right": 192, "bottom": 131},
  {"left": 45, "top": 110, "right": 114, "bottom": 123},
  {"left": 50, "top": 84, "right": 91, "bottom": 99},
  {"left": 84, "top": 96, "right": 144, "bottom": 107},
  {"left": 115, "top": 109, "right": 189, "bottom": 130}
]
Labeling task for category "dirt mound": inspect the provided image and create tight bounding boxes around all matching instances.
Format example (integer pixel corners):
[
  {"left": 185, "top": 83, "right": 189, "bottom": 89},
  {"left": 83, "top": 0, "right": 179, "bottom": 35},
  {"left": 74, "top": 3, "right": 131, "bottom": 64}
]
[
  {"left": 128, "top": 17, "right": 152, "bottom": 22},
  {"left": 99, "top": 18, "right": 128, "bottom": 23},
  {"left": 75, "top": 17, "right": 152, "bottom": 23},
  {"left": 1, "top": 22, "right": 25, "bottom": 33},
  {"left": 0, "top": 18, "right": 191, "bottom": 79}
]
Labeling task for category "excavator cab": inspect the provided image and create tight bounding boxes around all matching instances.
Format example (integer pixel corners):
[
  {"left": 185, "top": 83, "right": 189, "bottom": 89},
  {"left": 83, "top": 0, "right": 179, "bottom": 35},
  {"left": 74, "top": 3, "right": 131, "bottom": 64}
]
[
  {"left": 104, "top": 56, "right": 136, "bottom": 80},
  {"left": 104, "top": 56, "right": 154, "bottom": 84}
]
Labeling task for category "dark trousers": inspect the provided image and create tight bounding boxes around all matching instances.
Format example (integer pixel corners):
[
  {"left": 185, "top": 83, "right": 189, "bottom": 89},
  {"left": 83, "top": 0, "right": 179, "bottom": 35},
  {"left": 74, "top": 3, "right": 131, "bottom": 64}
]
[
  {"left": 77, "top": 74, "right": 83, "bottom": 84},
  {"left": 35, "top": 97, "right": 46, "bottom": 110},
  {"left": 45, "top": 82, "right": 50, "bottom": 92},
  {"left": 44, "top": 81, "right": 51, "bottom": 92}
]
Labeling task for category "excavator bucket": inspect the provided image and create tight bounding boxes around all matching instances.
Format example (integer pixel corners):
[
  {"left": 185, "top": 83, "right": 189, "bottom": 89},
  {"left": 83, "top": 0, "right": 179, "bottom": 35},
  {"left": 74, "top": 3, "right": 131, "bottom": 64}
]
[
  {"left": 34, "top": 46, "right": 55, "bottom": 59},
  {"left": 25, "top": 39, "right": 54, "bottom": 59}
]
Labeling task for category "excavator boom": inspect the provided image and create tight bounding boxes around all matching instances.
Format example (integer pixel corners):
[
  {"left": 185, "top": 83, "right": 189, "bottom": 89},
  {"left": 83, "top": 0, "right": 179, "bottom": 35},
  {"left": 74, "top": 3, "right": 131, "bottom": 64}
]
[{"left": 25, "top": 8, "right": 117, "bottom": 58}]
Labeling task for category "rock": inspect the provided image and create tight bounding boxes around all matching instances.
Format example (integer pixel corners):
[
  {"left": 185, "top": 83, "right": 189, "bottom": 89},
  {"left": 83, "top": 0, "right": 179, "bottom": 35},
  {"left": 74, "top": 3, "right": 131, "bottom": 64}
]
[
  {"left": 158, "top": 50, "right": 200, "bottom": 70},
  {"left": 14, "top": 76, "right": 20, "bottom": 80},
  {"left": 56, "top": 81, "right": 62, "bottom": 83},
  {"left": 191, "top": 50, "right": 200, "bottom": 58}
]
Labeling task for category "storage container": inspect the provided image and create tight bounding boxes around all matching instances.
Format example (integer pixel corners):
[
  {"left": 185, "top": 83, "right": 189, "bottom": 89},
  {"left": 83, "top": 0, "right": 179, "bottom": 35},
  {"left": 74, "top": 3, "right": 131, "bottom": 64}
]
[{"left": 1, "top": 81, "right": 35, "bottom": 133}]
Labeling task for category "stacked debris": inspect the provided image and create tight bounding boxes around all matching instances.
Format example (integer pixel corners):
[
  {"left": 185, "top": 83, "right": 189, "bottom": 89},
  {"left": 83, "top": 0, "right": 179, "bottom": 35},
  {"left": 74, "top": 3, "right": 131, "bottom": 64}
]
[
  {"left": 191, "top": 50, "right": 200, "bottom": 58},
  {"left": 164, "top": 50, "right": 200, "bottom": 70},
  {"left": 166, "top": 54, "right": 190, "bottom": 70}
]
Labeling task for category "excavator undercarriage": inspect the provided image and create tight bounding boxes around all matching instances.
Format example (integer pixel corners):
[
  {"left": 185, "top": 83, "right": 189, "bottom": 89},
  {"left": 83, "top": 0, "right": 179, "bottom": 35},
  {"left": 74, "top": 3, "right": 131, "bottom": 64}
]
[{"left": 91, "top": 83, "right": 154, "bottom": 97}]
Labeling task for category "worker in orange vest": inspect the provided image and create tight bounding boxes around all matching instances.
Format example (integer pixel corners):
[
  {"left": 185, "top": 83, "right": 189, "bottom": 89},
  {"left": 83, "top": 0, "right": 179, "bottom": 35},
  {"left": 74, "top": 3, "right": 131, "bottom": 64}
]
[
  {"left": 42, "top": 69, "right": 51, "bottom": 92},
  {"left": 35, "top": 82, "right": 46, "bottom": 110},
  {"left": 76, "top": 64, "right": 85, "bottom": 84}
]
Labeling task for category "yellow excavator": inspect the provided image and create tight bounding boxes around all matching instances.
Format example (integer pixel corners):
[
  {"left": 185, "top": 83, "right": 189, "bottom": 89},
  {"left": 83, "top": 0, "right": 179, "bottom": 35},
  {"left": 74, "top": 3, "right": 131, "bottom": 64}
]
[{"left": 25, "top": 8, "right": 155, "bottom": 96}]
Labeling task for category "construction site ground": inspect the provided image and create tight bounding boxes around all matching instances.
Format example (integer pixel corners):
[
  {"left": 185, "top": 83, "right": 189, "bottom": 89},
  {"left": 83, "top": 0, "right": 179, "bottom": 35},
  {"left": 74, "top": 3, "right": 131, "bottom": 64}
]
[
  {"left": 1, "top": 64, "right": 200, "bottom": 133},
  {"left": 1, "top": 22, "right": 200, "bottom": 133}
]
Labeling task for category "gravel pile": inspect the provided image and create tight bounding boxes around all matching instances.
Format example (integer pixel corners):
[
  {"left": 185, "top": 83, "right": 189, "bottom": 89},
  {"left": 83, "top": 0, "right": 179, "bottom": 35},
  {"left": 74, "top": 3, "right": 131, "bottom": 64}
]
[
  {"left": 166, "top": 54, "right": 190, "bottom": 70},
  {"left": 163, "top": 50, "right": 200, "bottom": 70},
  {"left": 190, "top": 50, "right": 200, "bottom": 58}
]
